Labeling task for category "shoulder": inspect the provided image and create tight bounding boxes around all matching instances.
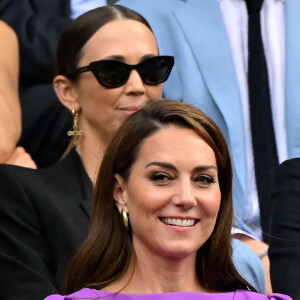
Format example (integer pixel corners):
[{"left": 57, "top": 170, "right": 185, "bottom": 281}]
[
  {"left": 0, "top": 150, "right": 82, "bottom": 207},
  {"left": 266, "top": 294, "right": 293, "bottom": 300},
  {"left": 0, "top": 164, "right": 46, "bottom": 222},
  {"left": 273, "top": 157, "right": 300, "bottom": 184},
  {"left": 277, "top": 157, "right": 300, "bottom": 172},
  {"left": 0, "top": 150, "right": 90, "bottom": 219},
  {"left": 44, "top": 288, "right": 114, "bottom": 300},
  {"left": 0, "top": 163, "right": 38, "bottom": 186},
  {"left": 0, "top": 149, "right": 80, "bottom": 184},
  {"left": 235, "top": 290, "right": 293, "bottom": 300},
  {"left": 0, "top": 159, "right": 61, "bottom": 192},
  {"left": 38, "top": 149, "right": 81, "bottom": 180},
  {"left": 43, "top": 290, "right": 294, "bottom": 300},
  {"left": 0, "top": 150, "right": 78, "bottom": 178},
  {"left": 118, "top": 0, "right": 187, "bottom": 22},
  {"left": 118, "top": 0, "right": 184, "bottom": 10}
]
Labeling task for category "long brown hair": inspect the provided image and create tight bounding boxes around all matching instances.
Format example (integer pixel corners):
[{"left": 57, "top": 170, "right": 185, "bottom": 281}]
[{"left": 66, "top": 100, "right": 256, "bottom": 293}]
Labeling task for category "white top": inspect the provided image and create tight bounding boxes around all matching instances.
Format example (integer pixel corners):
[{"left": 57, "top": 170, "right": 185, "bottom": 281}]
[
  {"left": 71, "top": 0, "right": 107, "bottom": 19},
  {"left": 219, "top": 0, "right": 286, "bottom": 240}
]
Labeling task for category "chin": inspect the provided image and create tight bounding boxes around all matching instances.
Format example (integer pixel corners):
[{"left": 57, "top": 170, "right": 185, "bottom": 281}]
[{"left": 159, "top": 245, "right": 198, "bottom": 260}]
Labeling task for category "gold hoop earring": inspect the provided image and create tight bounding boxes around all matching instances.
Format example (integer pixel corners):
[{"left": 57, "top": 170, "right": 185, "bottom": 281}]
[
  {"left": 121, "top": 209, "right": 128, "bottom": 229},
  {"left": 67, "top": 108, "right": 83, "bottom": 145}
]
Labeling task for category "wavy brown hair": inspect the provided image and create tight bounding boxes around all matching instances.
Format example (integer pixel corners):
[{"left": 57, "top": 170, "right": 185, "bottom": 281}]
[{"left": 66, "top": 100, "right": 256, "bottom": 293}]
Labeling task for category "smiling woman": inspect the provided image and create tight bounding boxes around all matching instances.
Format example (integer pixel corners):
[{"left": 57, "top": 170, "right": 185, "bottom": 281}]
[
  {"left": 114, "top": 126, "right": 221, "bottom": 261},
  {"left": 45, "top": 100, "right": 291, "bottom": 299}
]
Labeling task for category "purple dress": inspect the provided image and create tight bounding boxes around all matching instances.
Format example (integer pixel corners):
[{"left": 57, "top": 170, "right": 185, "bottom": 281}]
[{"left": 44, "top": 288, "right": 292, "bottom": 300}]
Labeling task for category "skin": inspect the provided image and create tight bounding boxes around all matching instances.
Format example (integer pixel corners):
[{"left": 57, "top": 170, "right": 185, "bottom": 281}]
[
  {"left": 0, "top": 20, "right": 36, "bottom": 168},
  {"left": 113, "top": 126, "right": 221, "bottom": 293},
  {"left": 54, "top": 20, "right": 163, "bottom": 181}
]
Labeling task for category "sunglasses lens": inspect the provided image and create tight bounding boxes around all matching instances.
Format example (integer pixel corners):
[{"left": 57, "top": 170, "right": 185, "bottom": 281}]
[
  {"left": 91, "top": 60, "right": 129, "bottom": 88},
  {"left": 89, "top": 56, "right": 174, "bottom": 88},
  {"left": 138, "top": 56, "right": 174, "bottom": 84}
]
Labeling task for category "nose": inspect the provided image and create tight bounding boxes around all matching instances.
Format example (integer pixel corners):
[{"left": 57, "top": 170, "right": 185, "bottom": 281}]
[
  {"left": 171, "top": 180, "right": 197, "bottom": 209},
  {"left": 124, "top": 69, "right": 146, "bottom": 95}
]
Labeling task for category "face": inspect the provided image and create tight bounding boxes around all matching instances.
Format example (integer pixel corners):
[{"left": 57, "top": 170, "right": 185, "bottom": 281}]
[
  {"left": 114, "top": 126, "right": 221, "bottom": 260},
  {"left": 73, "top": 19, "right": 162, "bottom": 142}
]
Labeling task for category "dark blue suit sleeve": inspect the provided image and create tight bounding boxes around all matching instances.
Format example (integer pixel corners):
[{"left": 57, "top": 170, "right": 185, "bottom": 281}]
[{"left": 0, "top": 165, "right": 58, "bottom": 300}]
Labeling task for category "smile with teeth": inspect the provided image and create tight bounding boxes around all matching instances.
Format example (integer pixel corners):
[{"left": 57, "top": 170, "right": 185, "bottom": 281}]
[{"left": 160, "top": 217, "right": 197, "bottom": 227}]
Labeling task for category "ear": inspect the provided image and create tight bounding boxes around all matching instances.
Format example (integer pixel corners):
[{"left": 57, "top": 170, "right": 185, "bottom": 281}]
[
  {"left": 113, "top": 174, "right": 128, "bottom": 213},
  {"left": 53, "top": 75, "right": 80, "bottom": 112}
]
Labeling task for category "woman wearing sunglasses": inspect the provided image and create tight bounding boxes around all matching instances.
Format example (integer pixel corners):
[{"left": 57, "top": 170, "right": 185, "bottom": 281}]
[{"left": 0, "top": 6, "right": 173, "bottom": 300}]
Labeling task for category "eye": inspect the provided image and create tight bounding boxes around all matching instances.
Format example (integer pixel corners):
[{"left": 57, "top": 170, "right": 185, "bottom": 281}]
[
  {"left": 194, "top": 175, "right": 215, "bottom": 185},
  {"left": 149, "top": 172, "right": 171, "bottom": 183}
]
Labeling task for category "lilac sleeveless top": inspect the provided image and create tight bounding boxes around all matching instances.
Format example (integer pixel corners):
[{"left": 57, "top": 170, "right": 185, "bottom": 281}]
[{"left": 44, "top": 288, "right": 292, "bottom": 300}]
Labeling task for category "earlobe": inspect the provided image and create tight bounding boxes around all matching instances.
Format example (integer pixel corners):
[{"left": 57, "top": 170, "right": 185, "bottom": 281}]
[
  {"left": 53, "top": 75, "right": 80, "bottom": 112},
  {"left": 113, "top": 174, "right": 128, "bottom": 212}
]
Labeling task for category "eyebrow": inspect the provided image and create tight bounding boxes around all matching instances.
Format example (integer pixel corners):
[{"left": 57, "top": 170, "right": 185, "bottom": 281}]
[
  {"left": 145, "top": 162, "right": 218, "bottom": 172},
  {"left": 102, "top": 54, "right": 157, "bottom": 62}
]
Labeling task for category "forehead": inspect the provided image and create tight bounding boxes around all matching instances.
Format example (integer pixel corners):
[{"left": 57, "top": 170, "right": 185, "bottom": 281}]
[
  {"left": 81, "top": 19, "right": 158, "bottom": 63},
  {"left": 135, "top": 126, "right": 217, "bottom": 167}
]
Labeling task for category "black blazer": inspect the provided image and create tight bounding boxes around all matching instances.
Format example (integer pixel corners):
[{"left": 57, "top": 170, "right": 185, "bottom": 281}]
[
  {"left": 0, "top": 0, "right": 72, "bottom": 167},
  {"left": 269, "top": 158, "right": 300, "bottom": 300},
  {"left": 0, "top": 149, "right": 93, "bottom": 300}
]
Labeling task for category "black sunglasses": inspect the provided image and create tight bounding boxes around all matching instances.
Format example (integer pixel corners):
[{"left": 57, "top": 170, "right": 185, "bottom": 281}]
[{"left": 68, "top": 56, "right": 174, "bottom": 88}]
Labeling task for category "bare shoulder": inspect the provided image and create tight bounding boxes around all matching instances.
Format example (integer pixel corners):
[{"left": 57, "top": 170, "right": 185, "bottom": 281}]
[{"left": 235, "top": 290, "right": 293, "bottom": 300}]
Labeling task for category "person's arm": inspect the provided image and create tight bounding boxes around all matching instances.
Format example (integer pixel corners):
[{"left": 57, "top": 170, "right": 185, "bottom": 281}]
[
  {"left": 0, "top": 20, "right": 21, "bottom": 162},
  {"left": 0, "top": 21, "right": 37, "bottom": 168},
  {"left": 0, "top": 166, "right": 58, "bottom": 300}
]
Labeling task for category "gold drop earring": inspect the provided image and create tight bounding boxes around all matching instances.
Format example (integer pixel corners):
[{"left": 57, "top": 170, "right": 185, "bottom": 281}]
[
  {"left": 67, "top": 108, "right": 83, "bottom": 145},
  {"left": 121, "top": 209, "right": 129, "bottom": 229}
]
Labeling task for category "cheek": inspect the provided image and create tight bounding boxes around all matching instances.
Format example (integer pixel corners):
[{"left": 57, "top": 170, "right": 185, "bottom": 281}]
[
  {"left": 200, "top": 190, "right": 221, "bottom": 218},
  {"left": 79, "top": 78, "right": 121, "bottom": 109},
  {"left": 145, "top": 83, "right": 163, "bottom": 99},
  {"left": 92, "top": 89, "right": 121, "bottom": 111},
  {"left": 125, "top": 186, "right": 167, "bottom": 216}
]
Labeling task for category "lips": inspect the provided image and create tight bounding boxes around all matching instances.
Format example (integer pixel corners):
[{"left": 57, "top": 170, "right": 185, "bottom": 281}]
[
  {"left": 159, "top": 217, "right": 198, "bottom": 227},
  {"left": 118, "top": 105, "right": 143, "bottom": 113}
]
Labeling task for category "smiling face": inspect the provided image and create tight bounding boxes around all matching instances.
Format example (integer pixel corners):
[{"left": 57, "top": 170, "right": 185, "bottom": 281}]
[
  {"left": 58, "top": 19, "right": 163, "bottom": 143},
  {"left": 114, "top": 126, "right": 221, "bottom": 260}
]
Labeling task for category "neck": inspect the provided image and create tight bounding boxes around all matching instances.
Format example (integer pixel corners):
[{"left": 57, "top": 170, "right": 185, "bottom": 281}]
[
  {"left": 131, "top": 257, "right": 202, "bottom": 293},
  {"left": 75, "top": 134, "right": 106, "bottom": 184},
  {"left": 106, "top": 247, "right": 207, "bottom": 294}
]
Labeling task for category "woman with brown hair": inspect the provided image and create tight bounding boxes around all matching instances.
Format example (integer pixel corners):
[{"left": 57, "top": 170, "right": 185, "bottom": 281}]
[{"left": 46, "top": 100, "right": 291, "bottom": 299}]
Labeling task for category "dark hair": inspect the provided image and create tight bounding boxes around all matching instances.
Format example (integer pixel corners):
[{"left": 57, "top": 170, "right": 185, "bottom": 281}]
[
  {"left": 55, "top": 5, "right": 154, "bottom": 79},
  {"left": 66, "top": 99, "right": 256, "bottom": 293}
]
